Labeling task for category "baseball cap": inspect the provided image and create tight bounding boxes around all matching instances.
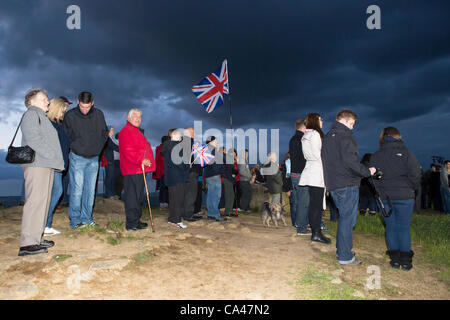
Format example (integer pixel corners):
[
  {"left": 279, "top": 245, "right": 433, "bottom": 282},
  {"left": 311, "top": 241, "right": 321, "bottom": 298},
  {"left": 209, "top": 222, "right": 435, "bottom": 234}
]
[{"left": 59, "top": 96, "right": 73, "bottom": 105}]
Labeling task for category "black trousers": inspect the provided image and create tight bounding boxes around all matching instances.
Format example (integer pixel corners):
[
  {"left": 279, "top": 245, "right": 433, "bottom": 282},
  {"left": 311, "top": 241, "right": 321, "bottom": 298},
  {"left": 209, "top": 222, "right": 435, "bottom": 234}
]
[
  {"left": 308, "top": 186, "right": 324, "bottom": 232},
  {"left": 159, "top": 175, "right": 169, "bottom": 204},
  {"left": 239, "top": 180, "right": 252, "bottom": 210},
  {"left": 169, "top": 182, "right": 186, "bottom": 223},
  {"left": 194, "top": 181, "right": 203, "bottom": 213},
  {"left": 114, "top": 160, "right": 123, "bottom": 197},
  {"left": 123, "top": 174, "right": 145, "bottom": 229},
  {"left": 183, "top": 172, "right": 198, "bottom": 218}
]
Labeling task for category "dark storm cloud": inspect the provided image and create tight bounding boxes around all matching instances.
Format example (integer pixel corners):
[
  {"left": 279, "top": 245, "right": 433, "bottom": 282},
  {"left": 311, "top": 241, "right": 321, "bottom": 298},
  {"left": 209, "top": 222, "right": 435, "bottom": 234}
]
[{"left": 0, "top": 0, "right": 449, "bottom": 170}]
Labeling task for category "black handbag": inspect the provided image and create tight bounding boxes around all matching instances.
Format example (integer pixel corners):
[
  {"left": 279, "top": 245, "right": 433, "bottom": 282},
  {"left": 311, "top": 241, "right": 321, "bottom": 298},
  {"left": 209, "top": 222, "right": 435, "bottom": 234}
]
[{"left": 5, "top": 115, "right": 36, "bottom": 164}]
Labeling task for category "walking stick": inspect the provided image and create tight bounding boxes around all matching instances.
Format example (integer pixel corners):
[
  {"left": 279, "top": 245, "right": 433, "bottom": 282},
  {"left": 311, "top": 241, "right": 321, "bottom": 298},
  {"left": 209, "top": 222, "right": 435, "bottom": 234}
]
[{"left": 142, "top": 163, "right": 155, "bottom": 232}]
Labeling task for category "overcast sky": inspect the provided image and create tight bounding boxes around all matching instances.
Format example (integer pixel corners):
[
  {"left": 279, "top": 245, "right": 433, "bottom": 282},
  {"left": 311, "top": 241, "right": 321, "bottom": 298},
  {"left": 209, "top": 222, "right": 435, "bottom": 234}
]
[{"left": 0, "top": 0, "right": 449, "bottom": 185}]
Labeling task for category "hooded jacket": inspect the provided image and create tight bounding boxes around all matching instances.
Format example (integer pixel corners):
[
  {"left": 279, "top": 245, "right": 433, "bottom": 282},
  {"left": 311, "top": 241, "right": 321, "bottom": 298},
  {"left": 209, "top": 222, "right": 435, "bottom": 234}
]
[
  {"left": 63, "top": 106, "right": 108, "bottom": 158},
  {"left": 161, "top": 140, "right": 190, "bottom": 186},
  {"left": 322, "top": 121, "right": 371, "bottom": 191},
  {"left": 369, "top": 137, "right": 421, "bottom": 200},
  {"left": 204, "top": 146, "right": 225, "bottom": 179}
]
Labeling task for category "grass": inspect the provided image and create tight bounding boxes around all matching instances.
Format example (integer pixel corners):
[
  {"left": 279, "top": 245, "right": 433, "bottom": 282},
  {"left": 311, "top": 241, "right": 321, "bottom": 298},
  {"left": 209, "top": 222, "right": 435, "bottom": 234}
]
[
  {"left": 324, "top": 210, "right": 450, "bottom": 282},
  {"left": 294, "top": 265, "right": 364, "bottom": 300},
  {"left": 134, "top": 250, "right": 154, "bottom": 264},
  {"left": 107, "top": 218, "right": 125, "bottom": 231},
  {"left": 79, "top": 224, "right": 107, "bottom": 235},
  {"left": 52, "top": 254, "right": 73, "bottom": 262},
  {"left": 106, "top": 235, "right": 121, "bottom": 246}
]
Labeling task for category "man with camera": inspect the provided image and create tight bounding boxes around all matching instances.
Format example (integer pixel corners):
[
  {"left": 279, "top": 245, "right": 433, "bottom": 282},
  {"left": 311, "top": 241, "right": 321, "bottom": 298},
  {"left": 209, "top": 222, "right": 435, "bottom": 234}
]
[{"left": 322, "top": 110, "right": 376, "bottom": 266}]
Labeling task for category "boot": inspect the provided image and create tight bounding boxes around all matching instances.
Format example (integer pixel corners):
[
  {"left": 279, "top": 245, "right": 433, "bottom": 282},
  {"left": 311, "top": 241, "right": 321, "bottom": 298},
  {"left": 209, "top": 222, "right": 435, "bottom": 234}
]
[
  {"left": 311, "top": 229, "right": 331, "bottom": 244},
  {"left": 399, "top": 251, "right": 414, "bottom": 271},
  {"left": 386, "top": 250, "right": 400, "bottom": 269}
]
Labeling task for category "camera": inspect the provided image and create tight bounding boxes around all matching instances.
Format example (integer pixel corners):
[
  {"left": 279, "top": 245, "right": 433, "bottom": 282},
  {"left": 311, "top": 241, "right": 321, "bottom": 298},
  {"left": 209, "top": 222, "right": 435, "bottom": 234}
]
[{"left": 373, "top": 168, "right": 383, "bottom": 180}]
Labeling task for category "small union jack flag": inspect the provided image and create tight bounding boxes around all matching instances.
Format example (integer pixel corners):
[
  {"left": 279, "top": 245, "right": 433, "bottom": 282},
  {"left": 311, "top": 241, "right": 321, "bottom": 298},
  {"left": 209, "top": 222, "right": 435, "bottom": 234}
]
[
  {"left": 192, "top": 59, "right": 229, "bottom": 113},
  {"left": 192, "top": 142, "right": 215, "bottom": 167}
]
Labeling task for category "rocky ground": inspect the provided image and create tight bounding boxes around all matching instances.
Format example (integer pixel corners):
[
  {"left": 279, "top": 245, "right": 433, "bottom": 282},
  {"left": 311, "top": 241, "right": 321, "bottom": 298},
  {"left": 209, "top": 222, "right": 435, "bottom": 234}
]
[{"left": 0, "top": 198, "right": 448, "bottom": 300}]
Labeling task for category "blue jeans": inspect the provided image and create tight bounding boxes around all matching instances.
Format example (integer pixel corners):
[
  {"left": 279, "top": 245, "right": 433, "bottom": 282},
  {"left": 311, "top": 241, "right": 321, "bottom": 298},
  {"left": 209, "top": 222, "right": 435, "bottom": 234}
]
[
  {"left": 441, "top": 188, "right": 450, "bottom": 214},
  {"left": 290, "top": 176, "right": 299, "bottom": 226},
  {"left": 206, "top": 176, "right": 222, "bottom": 217},
  {"left": 295, "top": 185, "right": 310, "bottom": 233},
  {"left": 327, "top": 195, "right": 339, "bottom": 221},
  {"left": 330, "top": 186, "right": 359, "bottom": 263},
  {"left": 68, "top": 152, "right": 99, "bottom": 228},
  {"left": 46, "top": 171, "right": 63, "bottom": 228},
  {"left": 61, "top": 170, "right": 70, "bottom": 205},
  {"left": 381, "top": 199, "right": 415, "bottom": 252}
]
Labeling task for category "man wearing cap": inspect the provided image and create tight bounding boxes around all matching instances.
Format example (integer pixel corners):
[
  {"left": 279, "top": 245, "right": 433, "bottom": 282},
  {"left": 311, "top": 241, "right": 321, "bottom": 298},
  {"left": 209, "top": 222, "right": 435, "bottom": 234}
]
[
  {"left": 204, "top": 136, "right": 226, "bottom": 222},
  {"left": 58, "top": 96, "right": 73, "bottom": 208}
]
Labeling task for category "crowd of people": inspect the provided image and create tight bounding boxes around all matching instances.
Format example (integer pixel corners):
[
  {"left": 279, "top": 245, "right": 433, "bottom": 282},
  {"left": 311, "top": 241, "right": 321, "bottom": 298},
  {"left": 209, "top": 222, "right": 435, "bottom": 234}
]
[{"left": 16, "top": 89, "right": 449, "bottom": 272}]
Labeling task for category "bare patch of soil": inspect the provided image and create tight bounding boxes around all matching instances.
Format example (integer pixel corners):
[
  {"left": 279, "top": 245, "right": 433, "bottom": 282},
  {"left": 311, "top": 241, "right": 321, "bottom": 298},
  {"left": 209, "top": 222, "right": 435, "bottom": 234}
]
[{"left": 0, "top": 199, "right": 448, "bottom": 300}]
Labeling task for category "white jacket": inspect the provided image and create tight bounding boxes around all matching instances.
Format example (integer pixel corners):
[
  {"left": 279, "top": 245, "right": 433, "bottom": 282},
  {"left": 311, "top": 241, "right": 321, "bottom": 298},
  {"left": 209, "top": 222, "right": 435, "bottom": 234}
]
[{"left": 299, "top": 129, "right": 324, "bottom": 188}]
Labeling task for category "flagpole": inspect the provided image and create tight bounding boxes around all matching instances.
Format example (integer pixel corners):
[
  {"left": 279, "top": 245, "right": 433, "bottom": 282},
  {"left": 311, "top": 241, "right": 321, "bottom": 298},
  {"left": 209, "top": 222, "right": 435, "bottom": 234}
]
[{"left": 227, "top": 58, "right": 233, "bottom": 149}]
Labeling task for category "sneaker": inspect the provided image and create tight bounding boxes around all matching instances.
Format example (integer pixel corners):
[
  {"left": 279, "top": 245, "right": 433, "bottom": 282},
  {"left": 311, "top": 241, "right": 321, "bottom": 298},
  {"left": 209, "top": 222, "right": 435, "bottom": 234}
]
[
  {"left": 44, "top": 227, "right": 61, "bottom": 235},
  {"left": 207, "top": 216, "right": 227, "bottom": 222},
  {"left": 296, "top": 229, "right": 312, "bottom": 236},
  {"left": 338, "top": 257, "right": 363, "bottom": 266},
  {"left": 73, "top": 223, "right": 84, "bottom": 229},
  {"left": 40, "top": 240, "right": 55, "bottom": 248},
  {"left": 168, "top": 222, "right": 187, "bottom": 229},
  {"left": 321, "top": 226, "right": 331, "bottom": 232}
]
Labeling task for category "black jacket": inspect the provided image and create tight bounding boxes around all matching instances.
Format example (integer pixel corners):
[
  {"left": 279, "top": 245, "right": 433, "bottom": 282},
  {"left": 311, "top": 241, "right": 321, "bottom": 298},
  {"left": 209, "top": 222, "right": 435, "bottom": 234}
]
[
  {"left": 161, "top": 140, "right": 190, "bottom": 187},
  {"left": 204, "top": 147, "right": 225, "bottom": 179},
  {"left": 103, "top": 136, "right": 119, "bottom": 163},
  {"left": 52, "top": 122, "right": 70, "bottom": 171},
  {"left": 289, "top": 130, "right": 307, "bottom": 174},
  {"left": 63, "top": 106, "right": 108, "bottom": 158},
  {"left": 322, "top": 121, "right": 371, "bottom": 191},
  {"left": 369, "top": 138, "right": 421, "bottom": 200},
  {"left": 187, "top": 137, "right": 202, "bottom": 176}
]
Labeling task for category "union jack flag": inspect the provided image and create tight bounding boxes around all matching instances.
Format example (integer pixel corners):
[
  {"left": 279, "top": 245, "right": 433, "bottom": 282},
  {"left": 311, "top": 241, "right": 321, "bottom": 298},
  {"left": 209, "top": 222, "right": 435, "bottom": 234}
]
[
  {"left": 192, "top": 142, "right": 215, "bottom": 167},
  {"left": 192, "top": 59, "right": 229, "bottom": 113}
]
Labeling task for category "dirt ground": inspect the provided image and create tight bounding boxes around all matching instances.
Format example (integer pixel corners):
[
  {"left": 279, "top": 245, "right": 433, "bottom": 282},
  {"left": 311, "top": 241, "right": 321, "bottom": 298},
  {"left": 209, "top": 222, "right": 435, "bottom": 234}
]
[{"left": 0, "top": 198, "right": 448, "bottom": 300}]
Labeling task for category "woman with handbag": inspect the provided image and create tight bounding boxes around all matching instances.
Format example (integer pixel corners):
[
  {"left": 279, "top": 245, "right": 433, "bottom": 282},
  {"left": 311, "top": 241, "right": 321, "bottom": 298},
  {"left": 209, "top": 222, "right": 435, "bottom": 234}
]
[
  {"left": 44, "top": 98, "right": 70, "bottom": 236},
  {"left": 16, "top": 89, "right": 64, "bottom": 256},
  {"left": 369, "top": 127, "right": 421, "bottom": 270}
]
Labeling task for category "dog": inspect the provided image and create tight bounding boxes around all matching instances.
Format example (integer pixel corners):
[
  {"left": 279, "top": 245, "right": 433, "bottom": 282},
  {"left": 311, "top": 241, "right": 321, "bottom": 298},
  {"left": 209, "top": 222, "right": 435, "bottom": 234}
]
[{"left": 261, "top": 201, "right": 288, "bottom": 227}]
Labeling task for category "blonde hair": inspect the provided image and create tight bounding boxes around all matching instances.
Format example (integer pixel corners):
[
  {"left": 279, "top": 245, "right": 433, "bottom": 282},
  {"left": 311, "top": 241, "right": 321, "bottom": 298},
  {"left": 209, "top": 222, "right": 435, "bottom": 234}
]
[{"left": 46, "top": 98, "right": 67, "bottom": 123}]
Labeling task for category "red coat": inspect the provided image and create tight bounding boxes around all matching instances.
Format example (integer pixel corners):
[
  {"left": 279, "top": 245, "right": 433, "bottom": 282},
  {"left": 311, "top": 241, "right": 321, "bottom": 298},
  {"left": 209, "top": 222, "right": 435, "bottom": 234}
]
[
  {"left": 119, "top": 122, "right": 155, "bottom": 175},
  {"left": 152, "top": 144, "right": 165, "bottom": 180}
]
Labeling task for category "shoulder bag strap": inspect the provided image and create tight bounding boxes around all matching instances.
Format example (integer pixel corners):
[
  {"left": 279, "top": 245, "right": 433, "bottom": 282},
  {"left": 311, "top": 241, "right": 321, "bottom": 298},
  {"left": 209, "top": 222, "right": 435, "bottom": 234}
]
[
  {"left": 8, "top": 115, "right": 25, "bottom": 148},
  {"left": 9, "top": 112, "right": 41, "bottom": 148}
]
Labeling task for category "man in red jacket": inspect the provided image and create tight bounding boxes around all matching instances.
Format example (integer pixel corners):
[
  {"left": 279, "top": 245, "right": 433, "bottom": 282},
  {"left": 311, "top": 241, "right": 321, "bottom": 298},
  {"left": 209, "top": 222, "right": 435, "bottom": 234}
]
[{"left": 119, "top": 109, "right": 155, "bottom": 231}]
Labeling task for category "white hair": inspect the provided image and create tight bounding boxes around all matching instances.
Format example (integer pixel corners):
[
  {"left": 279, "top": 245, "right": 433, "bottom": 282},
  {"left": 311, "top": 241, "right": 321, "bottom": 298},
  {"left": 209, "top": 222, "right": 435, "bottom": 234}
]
[{"left": 127, "top": 108, "right": 142, "bottom": 119}]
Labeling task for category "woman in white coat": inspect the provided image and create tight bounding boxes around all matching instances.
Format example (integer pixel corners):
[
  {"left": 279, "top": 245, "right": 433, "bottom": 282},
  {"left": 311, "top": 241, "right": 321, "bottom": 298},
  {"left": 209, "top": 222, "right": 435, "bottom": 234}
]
[{"left": 299, "top": 113, "right": 331, "bottom": 244}]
